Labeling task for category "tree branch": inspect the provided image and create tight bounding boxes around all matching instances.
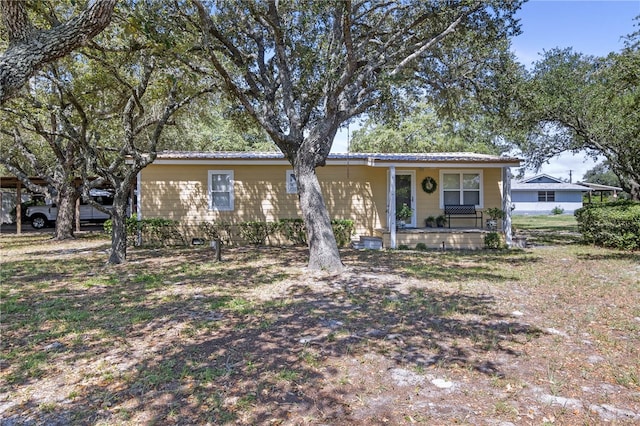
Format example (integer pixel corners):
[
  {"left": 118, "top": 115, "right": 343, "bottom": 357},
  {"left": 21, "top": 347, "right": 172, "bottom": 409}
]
[{"left": 0, "top": 0, "right": 117, "bottom": 104}]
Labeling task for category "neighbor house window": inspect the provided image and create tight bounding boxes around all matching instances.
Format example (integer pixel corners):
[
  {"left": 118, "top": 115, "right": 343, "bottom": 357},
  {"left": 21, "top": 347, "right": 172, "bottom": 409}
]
[
  {"left": 286, "top": 170, "right": 298, "bottom": 194},
  {"left": 440, "top": 171, "right": 482, "bottom": 207},
  {"left": 208, "top": 170, "right": 234, "bottom": 211},
  {"left": 538, "top": 191, "right": 555, "bottom": 202}
]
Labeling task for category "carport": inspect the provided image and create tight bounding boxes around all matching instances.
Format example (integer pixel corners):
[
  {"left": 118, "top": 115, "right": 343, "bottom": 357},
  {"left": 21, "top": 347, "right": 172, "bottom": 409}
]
[
  {"left": 1, "top": 176, "right": 48, "bottom": 235},
  {"left": 0, "top": 176, "right": 104, "bottom": 235}
]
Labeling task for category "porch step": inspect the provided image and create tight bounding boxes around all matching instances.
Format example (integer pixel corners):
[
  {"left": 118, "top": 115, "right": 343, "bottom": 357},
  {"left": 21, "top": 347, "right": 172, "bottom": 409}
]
[{"left": 352, "top": 236, "right": 383, "bottom": 250}]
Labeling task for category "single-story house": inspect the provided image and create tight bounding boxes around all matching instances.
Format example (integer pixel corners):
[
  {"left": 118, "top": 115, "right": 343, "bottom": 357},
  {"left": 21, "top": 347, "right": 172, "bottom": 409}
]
[
  {"left": 136, "top": 151, "right": 521, "bottom": 249},
  {"left": 511, "top": 174, "right": 590, "bottom": 215}
]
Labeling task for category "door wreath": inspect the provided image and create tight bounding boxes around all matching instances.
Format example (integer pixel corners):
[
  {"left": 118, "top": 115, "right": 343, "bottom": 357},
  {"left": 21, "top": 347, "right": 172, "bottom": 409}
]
[{"left": 421, "top": 176, "right": 437, "bottom": 194}]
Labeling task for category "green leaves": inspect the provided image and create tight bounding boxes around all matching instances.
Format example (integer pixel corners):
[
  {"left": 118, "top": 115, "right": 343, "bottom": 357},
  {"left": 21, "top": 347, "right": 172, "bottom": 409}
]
[{"left": 517, "top": 45, "right": 640, "bottom": 199}]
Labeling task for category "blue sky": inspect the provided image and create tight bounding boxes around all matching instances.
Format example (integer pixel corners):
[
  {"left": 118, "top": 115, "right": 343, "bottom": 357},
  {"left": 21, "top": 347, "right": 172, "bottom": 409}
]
[
  {"left": 332, "top": 0, "right": 640, "bottom": 181},
  {"left": 513, "top": 0, "right": 639, "bottom": 67},
  {"left": 511, "top": 0, "right": 639, "bottom": 181}
]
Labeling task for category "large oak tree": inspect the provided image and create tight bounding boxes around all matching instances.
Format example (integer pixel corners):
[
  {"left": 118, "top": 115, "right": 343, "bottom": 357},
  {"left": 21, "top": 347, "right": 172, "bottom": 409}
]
[
  {"left": 1, "top": 66, "right": 89, "bottom": 240},
  {"left": 516, "top": 45, "right": 640, "bottom": 200},
  {"left": 0, "top": 0, "right": 117, "bottom": 104},
  {"left": 189, "top": 0, "right": 522, "bottom": 272}
]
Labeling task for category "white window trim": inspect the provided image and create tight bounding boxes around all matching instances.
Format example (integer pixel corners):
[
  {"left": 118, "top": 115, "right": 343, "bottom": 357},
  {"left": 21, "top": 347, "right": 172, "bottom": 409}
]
[
  {"left": 439, "top": 169, "right": 484, "bottom": 209},
  {"left": 286, "top": 170, "right": 298, "bottom": 194},
  {"left": 538, "top": 191, "right": 555, "bottom": 202},
  {"left": 208, "top": 170, "right": 234, "bottom": 211},
  {"left": 387, "top": 169, "right": 417, "bottom": 228}
]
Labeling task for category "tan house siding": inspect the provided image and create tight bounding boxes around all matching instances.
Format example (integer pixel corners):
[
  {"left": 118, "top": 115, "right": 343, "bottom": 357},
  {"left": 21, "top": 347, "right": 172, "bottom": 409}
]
[
  {"left": 378, "top": 228, "right": 491, "bottom": 250},
  {"left": 139, "top": 163, "right": 388, "bottom": 237},
  {"left": 139, "top": 164, "right": 506, "bottom": 231},
  {"left": 318, "top": 165, "right": 386, "bottom": 235},
  {"left": 483, "top": 168, "right": 503, "bottom": 210},
  {"left": 134, "top": 151, "right": 521, "bottom": 248}
]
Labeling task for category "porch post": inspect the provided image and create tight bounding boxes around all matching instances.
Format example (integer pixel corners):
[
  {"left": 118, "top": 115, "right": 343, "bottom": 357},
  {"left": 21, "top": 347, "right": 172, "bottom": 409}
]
[
  {"left": 75, "top": 196, "right": 81, "bottom": 233},
  {"left": 16, "top": 181, "right": 22, "bottom": 235},
  {"left": 389, "top": 166, "right": 396, "bottom": 249},
  {"left": 136, "top": 172, "right": 142, "bottom": 246},
  {"left": 502, "top": 167, "right": 513, "bottom": 247}
]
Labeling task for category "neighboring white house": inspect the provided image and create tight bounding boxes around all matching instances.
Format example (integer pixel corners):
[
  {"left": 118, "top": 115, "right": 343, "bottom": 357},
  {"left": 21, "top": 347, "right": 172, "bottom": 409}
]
[{"left": 511, "top": 174, "right": 590, "bottom": 215}]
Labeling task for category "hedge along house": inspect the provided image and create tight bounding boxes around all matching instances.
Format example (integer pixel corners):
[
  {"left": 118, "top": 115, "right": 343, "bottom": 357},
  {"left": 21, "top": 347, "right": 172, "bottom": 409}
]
[{"left": 136, "top": 151, "right": 521, "bottom": 249}]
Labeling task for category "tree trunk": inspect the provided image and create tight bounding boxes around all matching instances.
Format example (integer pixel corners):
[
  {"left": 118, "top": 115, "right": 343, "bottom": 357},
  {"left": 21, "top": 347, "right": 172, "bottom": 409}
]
[
  {"left": 294, "top": 160, "right": 343, "bottom": 273},
  {"left": 53, "top": 188, "right": 77, "bottom": 240},
  {"left": 107, "top": 197, "right": 129, "bottom": 264},
  {"left": 629, "top": 181, "right": 640, "bottom": 201},
  {"left": 0, "top": 0, "right": 117, "bottom": 104}
]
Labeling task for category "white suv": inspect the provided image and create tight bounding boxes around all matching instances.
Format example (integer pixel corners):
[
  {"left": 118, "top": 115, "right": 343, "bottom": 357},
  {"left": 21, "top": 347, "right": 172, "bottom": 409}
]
[{"left": 26, "top": 189, "right": 114, "bottom": 229}]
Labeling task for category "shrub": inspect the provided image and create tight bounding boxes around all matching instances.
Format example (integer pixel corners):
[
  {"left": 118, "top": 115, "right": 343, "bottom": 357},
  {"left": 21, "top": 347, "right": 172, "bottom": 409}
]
[
  {"left": 415, "top": 242, "right": 428, "bottom": 251},
  {"left": 331, "top": 219, "right": 355, "bottom": 247},
  {"left": 551, "top": 206, "right": 565, "bottom": 215},
  {"left": 575, "top": 200, "right": 640, "bottom": 250},
  {"left": 238, "top": 221, "right": 279, "bottom": 246},
  {"left": 104, "top": 216, "right": 186, "bottom": 247},
  {"left": 276, "top": 218, "right": 354, "bottom": 247},
  {"left": 485, "top": 207, "right": 505, "bottom": 220},
  {"left": 484, "top": 232, "right": 502, "bottom": 249},
  {"left": 278, "top": 218, "right": 307, "bottom": 245},
  {"left": 199, "top": 220, "right": 234, "bottom": 247},
  {"left": 103, "top": 214, "right": 139, "bottom": 246},
  {"left": 140, "top": 218, "right": 185, "bottom": 246}
]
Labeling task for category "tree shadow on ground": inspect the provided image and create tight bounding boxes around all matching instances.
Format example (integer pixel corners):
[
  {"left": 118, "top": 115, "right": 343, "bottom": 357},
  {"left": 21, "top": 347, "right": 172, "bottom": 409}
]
[
  {"left": 1, "top": 246, "right": 544, "bottom": 424},
  {"left": 576, "top": 251, "right": 640, "bottom": 262}
]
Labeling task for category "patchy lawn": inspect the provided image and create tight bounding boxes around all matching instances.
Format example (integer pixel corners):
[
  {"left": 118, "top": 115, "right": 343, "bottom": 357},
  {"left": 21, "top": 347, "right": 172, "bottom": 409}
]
[
  {"left": 512, "top": 214, "right": 582, "bottom": 246},
  {"left": 1, "top": 229, "right": 639, "bottom": 425}
]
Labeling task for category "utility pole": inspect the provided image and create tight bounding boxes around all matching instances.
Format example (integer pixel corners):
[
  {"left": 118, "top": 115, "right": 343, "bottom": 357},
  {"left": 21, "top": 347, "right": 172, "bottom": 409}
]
[{"left": 569, "top": 170, "right": 573, "bottom": 183}]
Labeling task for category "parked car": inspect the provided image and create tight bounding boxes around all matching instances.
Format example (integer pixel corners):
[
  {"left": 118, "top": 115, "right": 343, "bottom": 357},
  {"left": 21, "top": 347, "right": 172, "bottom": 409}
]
[{"left": 26, "top": 189, "right": 114, "bottom": 229}]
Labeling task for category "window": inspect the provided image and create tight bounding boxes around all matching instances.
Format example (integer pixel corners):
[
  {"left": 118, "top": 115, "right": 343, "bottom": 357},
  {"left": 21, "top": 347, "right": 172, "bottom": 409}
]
[
  {"left": 440, "top": 171, "right": 482, "bottom": 207},
  {"left": 286, "top": 170, "right": 298, "bottom": 194},
  {"left": 208, "top": 170, "right": 234, "bottom": 211},
  {"left": 538, "top": 191, "right": 555, "bottom": 202}
]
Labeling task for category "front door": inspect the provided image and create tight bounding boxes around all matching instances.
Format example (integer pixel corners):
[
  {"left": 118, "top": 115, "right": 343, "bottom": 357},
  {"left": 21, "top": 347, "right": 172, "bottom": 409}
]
[{"left": 395, "top": 171, "right": 416, "bottom": 227}]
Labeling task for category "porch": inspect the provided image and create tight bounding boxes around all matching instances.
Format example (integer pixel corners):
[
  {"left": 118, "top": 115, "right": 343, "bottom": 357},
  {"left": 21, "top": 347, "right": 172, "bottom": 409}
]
[{"left": 374, "top": 226, "right": 497, "bottom": 250}]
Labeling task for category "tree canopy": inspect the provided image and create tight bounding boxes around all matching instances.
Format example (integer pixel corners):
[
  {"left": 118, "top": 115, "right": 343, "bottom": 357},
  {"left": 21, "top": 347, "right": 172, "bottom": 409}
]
[
  {"left": 0, "top": 0, "right": 117, "bottom": 104},
  {"left": 188, "top": 0, "right": 523, "bottom": 271},
  {"left": 349, "top": 106, "right": 512, "bottom": 155},
  {"left": 515, "top": 41, "right": 640, "bottom": 200}
]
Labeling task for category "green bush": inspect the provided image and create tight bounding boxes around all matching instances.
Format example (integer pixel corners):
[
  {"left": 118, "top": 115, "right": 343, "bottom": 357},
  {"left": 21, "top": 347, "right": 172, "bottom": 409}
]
[
  {"left": 484, "top": 232, "right": 502, "bottom": 249},
  {"left": 551, "top": 206, "right": 565, "bottom": 215},
  {"left": 238, "top": 221, "right": 279, "bottom": 246},
  {"left": 331, "top": 219, "right": 355, "bottom": 247},
  {"left": 574, "top": 200, "right": 640, "bottom": 250},
  {"left": 104, "top": 215, "right": 186, "bottom": 247},
  {"left": 277, "top": 218, "right": 354, "bottom": 247},
  {"left": 199, "top": 220, "right": 234, "bottom": 247},
  {"left": 103, "top": 214, "right": 139, "bottom": 246},
  {"left": 278, "top": 218, "right": 307, "bottom": 245},
  {"left": 415, "top": 242, "right": 427, "bottom": 251},
  {"left": 140, "top": 218, "right": 185, "bottom": 246}
]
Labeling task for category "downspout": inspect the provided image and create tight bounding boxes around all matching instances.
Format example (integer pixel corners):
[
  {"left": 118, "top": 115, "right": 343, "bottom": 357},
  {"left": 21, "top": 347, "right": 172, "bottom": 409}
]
[
  {"left": 389, "top": 166, "right": 396, "bottom": 249},
  {"left": 502, "top": 167, "right": 513, "bottom": 247}
]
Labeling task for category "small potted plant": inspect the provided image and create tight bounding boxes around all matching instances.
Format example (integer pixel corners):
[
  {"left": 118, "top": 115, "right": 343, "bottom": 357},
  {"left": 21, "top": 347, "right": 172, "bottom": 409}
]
[
  {"left": 396, "top": 203, "right": 413, "bottom": 228},
  {"left": 435, "top": 214, "right": 447, "bottom": 228},
  {"left": 425, "top": 216, "right": 436, "bottom": 228},
  {"left": 485, "top": 207, "right": 504, "bottom": 231}
]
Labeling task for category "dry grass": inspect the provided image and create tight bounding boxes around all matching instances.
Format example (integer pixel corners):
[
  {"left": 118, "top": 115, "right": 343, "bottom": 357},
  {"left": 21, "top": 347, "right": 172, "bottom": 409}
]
[{"left": 1, "top": 226, "right": 639, "bottom": 425}]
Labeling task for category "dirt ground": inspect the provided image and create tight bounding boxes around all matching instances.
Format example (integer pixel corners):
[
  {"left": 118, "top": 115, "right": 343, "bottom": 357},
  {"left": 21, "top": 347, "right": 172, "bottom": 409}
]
[{"left": 1, "top": 232, "right": 639, "bottom": 425}]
